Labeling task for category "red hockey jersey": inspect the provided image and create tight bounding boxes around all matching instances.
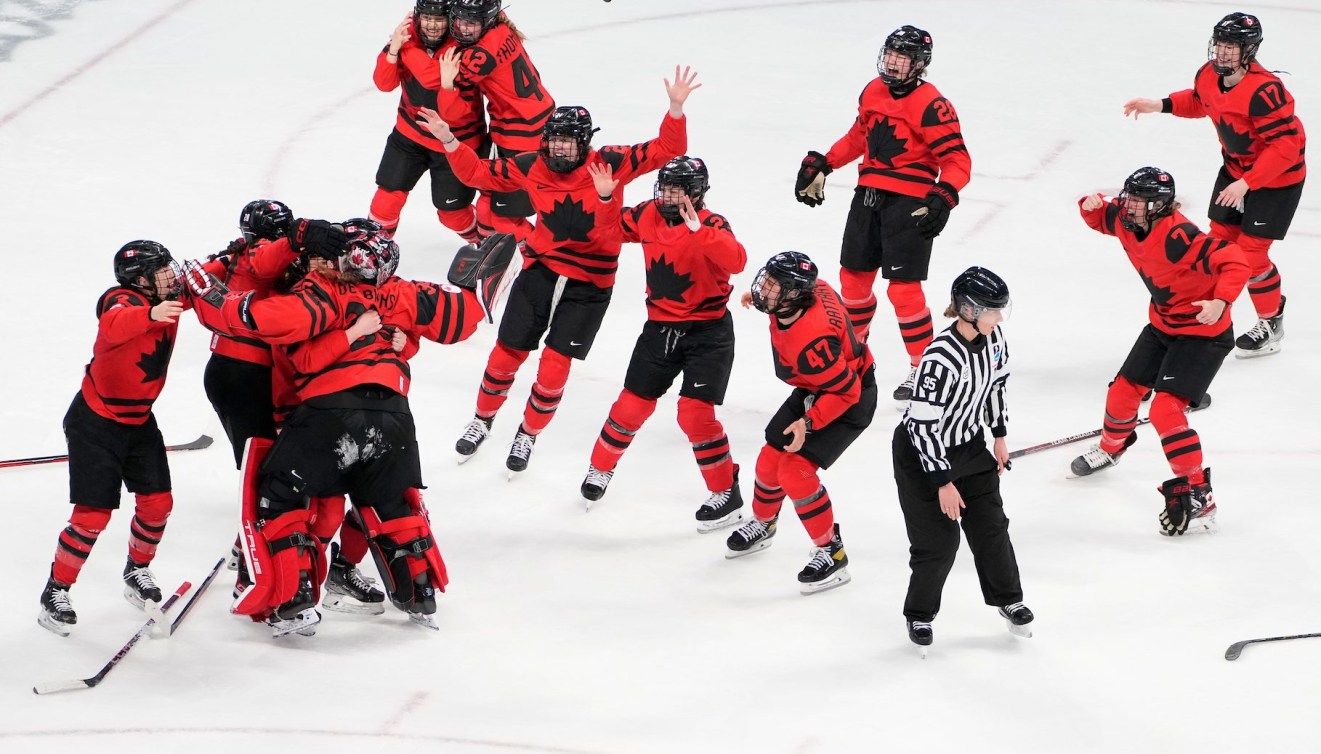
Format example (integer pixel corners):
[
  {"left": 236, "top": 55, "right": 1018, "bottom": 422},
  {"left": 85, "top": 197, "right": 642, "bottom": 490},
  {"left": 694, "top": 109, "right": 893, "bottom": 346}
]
[
  {"left": 198, "top": 237, "right": 299, "bottom": 367},
  {"left": 1167, "top": 61, "right": 1307, "bottom": 189},
  {"left": 447, "top": 113, "right": 687, "bottom": 288},
  {"left": 80, "top": 288, "right": 182, "bottom": 425},
  {"left": 824, "top": 78, "right": 971, "bottom": 198},
  {"left": 448, "top": 22, "right": 554, "bottom": 152},
  {"left": 375, "top": 38, "right": 489, "bottom": 149},
  {"left": 1081, "top": 198, "right": 1250, "bottom": 337},
  {"left": 769, "top": 281, "right": 875, "bottom": 429},
  {"left": 620, "top": 200, "right": 747, "bottom": 322}
]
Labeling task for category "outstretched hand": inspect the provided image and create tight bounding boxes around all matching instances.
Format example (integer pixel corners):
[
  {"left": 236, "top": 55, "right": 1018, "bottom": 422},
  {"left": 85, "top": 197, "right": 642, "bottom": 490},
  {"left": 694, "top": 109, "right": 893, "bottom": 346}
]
[
  {"left": 1080, "top": 193, "right": 1106, "bottom": 211},
  {"left": 587, "top": 162, "right": 618, "bottom": 199},
  {"left": 665, "top": 65, "right": 701, "bottom": 117},
  {"left": 416, "top": 108, "right": 456, "bottom": 148},
  {"left": 1122, "top": 98, "right": 1162, "bottom": 119}
]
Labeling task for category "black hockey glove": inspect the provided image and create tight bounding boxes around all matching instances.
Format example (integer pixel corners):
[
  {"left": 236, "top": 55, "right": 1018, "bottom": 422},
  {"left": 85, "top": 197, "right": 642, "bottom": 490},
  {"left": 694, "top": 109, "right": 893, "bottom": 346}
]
[
  {"left": 913, "top": 181, "right": 959, "bottom": 238},
  {"left": 794, "top": 151, "right": 832, "bottom": 207},
  {"left": 1157, "top": 477, "right": 1194, "bottom": 536},
  {"left": 289, "top": 218, "right": 348, "bottom": 260},
  {"left": 181, "top": 259, "right": 231, "bottom": 309}
]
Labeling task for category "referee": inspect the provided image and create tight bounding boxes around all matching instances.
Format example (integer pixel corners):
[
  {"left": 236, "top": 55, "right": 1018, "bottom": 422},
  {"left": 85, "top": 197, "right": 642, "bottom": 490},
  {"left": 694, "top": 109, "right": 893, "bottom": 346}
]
[{"left": 892, "top": 267, "right": 1033, "bottom": 654}]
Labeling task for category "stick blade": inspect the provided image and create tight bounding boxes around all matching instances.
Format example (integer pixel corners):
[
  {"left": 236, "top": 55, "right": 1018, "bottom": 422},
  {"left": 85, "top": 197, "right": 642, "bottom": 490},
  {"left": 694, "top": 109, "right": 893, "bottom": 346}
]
[
  {"left": 33, "top": 679, "right": 91, "bottom": 695},
  {"left": 168, "top": 435, "right": 214, "bottom": 452},
  {"left": 1225, "top": 641, "right": 1249, "bottom": 661}
]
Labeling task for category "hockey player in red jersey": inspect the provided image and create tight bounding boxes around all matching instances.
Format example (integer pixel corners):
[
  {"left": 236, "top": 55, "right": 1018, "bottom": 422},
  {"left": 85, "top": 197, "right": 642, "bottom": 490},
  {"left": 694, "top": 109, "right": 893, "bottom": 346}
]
[
  {"left": 416, "top": 66, "right": 700, "bottom": 477},
  {"left": 369, "top": 2, "right": 490, "bottom": 242},
  {"left": 443, "top": 0, "right": 554, "bottom": 241},
  {"left": 579, "top": 156, "right": 748, "bottom": 529},
  {"left": 726, "top": 252, "right": 877, "bottom": 594},
  {"left": 38, "top": 242, "right": 189, "bottom": 636},
  {"left": 1124, "top": 12, "right": 1305, "bottom": 358},
  {"left": 795, "top": 26, "right": 971, "bottom": 406},
  {"left": 186, "top": 224, "right": 517, "bottom": 634},
  {"left": 1073, "top": 168, "right": 1249, "bottom": 537}
]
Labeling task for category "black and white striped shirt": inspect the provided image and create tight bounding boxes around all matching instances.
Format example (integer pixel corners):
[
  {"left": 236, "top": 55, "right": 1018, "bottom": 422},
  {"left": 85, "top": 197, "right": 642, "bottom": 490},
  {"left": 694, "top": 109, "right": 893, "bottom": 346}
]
[{"left": 903, "top": 322, "right": 1010, "bottom": 485}]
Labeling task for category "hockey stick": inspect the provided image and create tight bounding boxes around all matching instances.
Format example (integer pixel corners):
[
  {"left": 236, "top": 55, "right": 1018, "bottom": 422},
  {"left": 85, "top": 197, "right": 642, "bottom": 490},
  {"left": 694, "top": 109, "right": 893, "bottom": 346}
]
[
  {"left": 167, "top": 556, "right": 225, "bottom": 635},
  {"left": 32, "top": 581, "right": 190, "bottom": 695},
  {"left": 1225, "top": 632, "right": 1321, "bottom": 661},
  {"left": 1008, "top": 395, "right": 1212, "bottom": 460},
  {"left": 0, "top": 434, "right": 213, "bottom": 470}
]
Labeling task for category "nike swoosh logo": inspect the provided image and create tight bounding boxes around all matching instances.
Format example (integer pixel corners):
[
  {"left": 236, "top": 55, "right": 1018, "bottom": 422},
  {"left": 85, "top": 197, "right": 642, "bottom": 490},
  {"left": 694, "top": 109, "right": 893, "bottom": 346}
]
[
  {"left": 693, "top": 383, "right": 707, "bottom": 388},
  {"left": 494, "top": 201, "right": 507, "bottom": 208},
  {"left": 1253, "top": 221, "right": 1267, "bottom": 226},
  {"left": 1162, "top": 376, "right": 1175, "bottom": 381},
  {"left": 570, "top": 341, "right": 583, "bottom": 346},
  {"left": 445, "top": 199, "right": 460, "bottom": 205},
  {"left": 890, "top": 266, "right": 903, "bottom": 271}
]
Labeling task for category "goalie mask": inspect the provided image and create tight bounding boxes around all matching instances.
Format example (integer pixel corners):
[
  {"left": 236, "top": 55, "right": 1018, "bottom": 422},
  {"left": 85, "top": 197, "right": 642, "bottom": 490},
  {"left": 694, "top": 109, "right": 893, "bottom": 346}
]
[{"left": 340, "top": 218, "right": 400, "bottom": 284}]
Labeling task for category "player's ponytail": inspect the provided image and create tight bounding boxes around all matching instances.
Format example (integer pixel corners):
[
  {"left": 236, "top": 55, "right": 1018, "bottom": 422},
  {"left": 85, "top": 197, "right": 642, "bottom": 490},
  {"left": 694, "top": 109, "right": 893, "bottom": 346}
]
[{"left": 498, "top": 12, "right": 526, "bottom": 41}]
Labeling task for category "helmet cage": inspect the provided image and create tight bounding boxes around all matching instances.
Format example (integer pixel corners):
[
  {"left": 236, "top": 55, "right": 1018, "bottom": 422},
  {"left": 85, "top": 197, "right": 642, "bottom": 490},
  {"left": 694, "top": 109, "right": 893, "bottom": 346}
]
[
  {"left": 653, "top": 156, "right": 710, "bottom": 223},
  {"left": 340, "top": 218, "right": 400, "bottom": 284},
  {"left": 750, "top": 252, "right": 818, "bottom": 318},
  {"left": 1208, "top": 13, "right": 1262, "bottom": 75},
  {"left": 877, "top": 26, "right": 933, "bottom": 86}
]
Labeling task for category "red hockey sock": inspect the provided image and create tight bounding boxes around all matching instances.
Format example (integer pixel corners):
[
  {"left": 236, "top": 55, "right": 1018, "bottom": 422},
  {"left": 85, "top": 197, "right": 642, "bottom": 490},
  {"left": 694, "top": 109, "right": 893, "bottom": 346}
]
[
  {"left": 840, "top": 268, "right": 879, "bottom": 342},
  {"left": 590, "top": 389, "right": 657, "bottom": 472},
  {"left": 475, "top": 341, "right": 531, "bottom": 419},
  {"left": 1238, "top": 233, "right": 1282, "bottom": 318},
  {"left": 1100, "top": 375, "right": 1146, "bottom": 454},
  {"left": 677, "top": 397, "right": 734, "bottom": 491},
  {"left": 752, "top": 445, "right": 787, "bottom": 521},
  {"left": 438, "top": 206, "right": 480, "bottom": 243},
  {"left": 522, "top": 347, "right": 572, "bottom": 434},
  {"left": 339, "top": 510, "right": 370, "bottom": 565},
  {"left": 52, "top": 506, "right": 111, "bottom": 586},
  {"left": 310, "top": 496, "right": 347, "bottom": 542},
  {"left": 128, "top": 492, "right": 172, "bottom": 566},
  {"left": 777, "top": 453, "right": 834, "bottom": 546},
  {"left": 369, "top": 188, "right": 408, "bottom": 236},
  {"left": 888, "top": 281, "right": 932, "bottom": 365},
  {"left": 1151, "top": 392, "right": 1203, "bottom": 479}
]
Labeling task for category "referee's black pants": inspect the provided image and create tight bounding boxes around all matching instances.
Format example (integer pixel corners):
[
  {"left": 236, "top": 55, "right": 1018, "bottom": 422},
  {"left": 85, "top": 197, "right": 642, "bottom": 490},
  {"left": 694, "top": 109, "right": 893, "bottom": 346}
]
[{"left": 891, "top": 424, "right": 1023, "bottom": 623}]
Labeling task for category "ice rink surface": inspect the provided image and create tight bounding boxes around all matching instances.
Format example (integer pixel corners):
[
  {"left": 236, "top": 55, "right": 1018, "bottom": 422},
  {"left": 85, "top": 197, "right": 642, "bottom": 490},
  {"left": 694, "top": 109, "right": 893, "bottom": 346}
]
[{"left": 2, "top": 1, "right": 1319, "bottom": 751}]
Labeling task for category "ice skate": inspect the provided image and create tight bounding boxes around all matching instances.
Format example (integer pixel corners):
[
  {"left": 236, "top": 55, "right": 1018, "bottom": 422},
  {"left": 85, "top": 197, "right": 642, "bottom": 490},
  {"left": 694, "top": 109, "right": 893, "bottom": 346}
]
[
  {"left": 998, "top": 602, "right": 1034, "bottom": 638},
  {"left": 907, "top": 619, "right": 933, "bottom": 658},
  {"left": 506, "top": 427, "right": 537, "bottom": 479},
  {"left": 407, "top": 573, "right": 439, "bottom": 631},
  {"left": 269, "top": 607, "right": 321, "bottom": 638},
  {"left": 1234, "top": 296, "right": 1284, "bottom": 359},
  {"left": 725, "top": 516, "right": 777, "bottom": 558},
  {"left": 797, "top": 524, "right": 851, "bottom": 595},
  {"left": 580, "top": 465, "right": 613, "bottom": 509},
  {"left": 456, "top": 415, "right": 493, "bottom": 462},
  {"left": 226, "top": 540, "right": 241, "bottom": 571},
  {"left": 893, "top": 365, "right": 918, "bottom": 408},
  {"left": 37, "top": 575, "right": 77, "bottom": 637},
  {"left": 695, "top": 467, "right": 744, "bottom": 533},
  {"left": 122, "top": 559, "right": 163, "bottom": 610},
  {"left": 323, "top": 543, "right": 386, "bottom": 616},
  {"left": 1069, "top": 432, "right": 1137, "bottom": 478}
]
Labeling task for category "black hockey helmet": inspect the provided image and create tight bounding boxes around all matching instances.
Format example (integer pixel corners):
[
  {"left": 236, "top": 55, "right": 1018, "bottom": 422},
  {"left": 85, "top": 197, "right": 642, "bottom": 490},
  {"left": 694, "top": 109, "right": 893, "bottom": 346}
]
[
  {"left": 449, "top": 0, "right": 501, "bottom": 45},
  {"left": 340, "top": 218, "right": 400, "bottom": 284},
  {"left": 878, "top": 25, "right": 933, "bottom": 86},
  {"left": 751, "top": 251, "right": 818, "bottom": 318},
  {"left": 239, "top": 199, "right": 293, "bottom": 244},
  {"left": 1118, "top": 166, "right": 1176, "bottom": 231},
  {"left": 414, "top": 0, "right": 451, "bottom": 48},
  {"left": 113, "top": 240, "right": 182, "bottom": 301},
  {"left": 950, "top": 266, "right": 1009, "bottom": 323},
  {"left": 540, "top": 106, "right": 598, "bottom": 173},
  {"left": 654, "top": 155, "right": 711, "bottom": 223},
  {"left": 1209, "top": 12, "right": 1263, "bottom": 74}
]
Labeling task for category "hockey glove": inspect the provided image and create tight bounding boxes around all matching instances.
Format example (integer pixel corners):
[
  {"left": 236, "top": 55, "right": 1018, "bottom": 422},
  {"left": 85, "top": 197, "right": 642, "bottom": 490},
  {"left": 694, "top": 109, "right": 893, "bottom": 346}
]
[
  {"left": 794, "top": 151, "right": 832, "bottom": 207},
  {"left": 449, "top": 233, "right": 519, "bottom": 323},
  {"left": 181, "top": 259, "right": 230, "bottom": 309},
  {"left": 289, "top": 218, "right": 348, "bottom": 260},
  {"left": 1157, "top": 476, "right": 1194, "bottom": 536},
  {"left": 912, "top": 181, "right": 959, "bottom": 238}
]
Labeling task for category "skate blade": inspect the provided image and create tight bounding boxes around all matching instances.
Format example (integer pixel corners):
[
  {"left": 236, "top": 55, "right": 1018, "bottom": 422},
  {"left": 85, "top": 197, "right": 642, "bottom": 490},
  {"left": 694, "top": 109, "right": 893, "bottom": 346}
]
[
  {"left": 1005, "top": 621, "right": 1033, "bottom": 639},
  {"left": 724, "top": 538, "right": 774, "bottom": 559},
  {"left": 915, "top": 645, "right": 928, "bottom": 659},
  {"left": 1234, "top": 344, "right": 1281, "bottom": 359},
  {"left": 270, "top": 609, "right": 321, "bottom": 638},
  {"left": 409, "top": 612, "right": 440, "bottom": 631},
  {"left": 696, "top": 509, "right": 744, "bottom": 534},
  {"left": 799, "top": 568, "right": 852, "bottom": 595},
  {"left": 322, "top": 593, "right": 386, "bottom": 616},
  {"left": 37, "top": 611, "right": 72, "bottom": 638},
  {"left": 456, "top": 451, "right": 478, "bottom": 465}
]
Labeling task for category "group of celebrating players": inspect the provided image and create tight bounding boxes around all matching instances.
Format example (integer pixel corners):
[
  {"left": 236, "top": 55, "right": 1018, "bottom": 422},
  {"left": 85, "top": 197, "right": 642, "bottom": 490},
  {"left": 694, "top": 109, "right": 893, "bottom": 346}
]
[{"left": 36, "top": 3, "right": 1304, "bottom": 654}]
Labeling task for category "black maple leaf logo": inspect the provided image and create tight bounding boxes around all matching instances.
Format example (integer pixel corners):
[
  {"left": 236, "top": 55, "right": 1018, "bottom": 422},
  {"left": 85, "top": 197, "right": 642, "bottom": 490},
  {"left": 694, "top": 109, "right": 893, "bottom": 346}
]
[
  {"left": 137, "top": 334, "right": 173, "bottom": 383},
  {"left": 539, "top": 197, "right": 595, "bottom": 243},
  {"left": 646, "top": 255, "right": 695, "bottom": 303},
  {"left": 1215, "top": 117, "right": 1252, "bottom": 156},
  {"left": 1139, "top": 268, "right": 1176, "bottom": 308},
  {"left": 867, "top": 117, "right": 907, "bottom": 167}
]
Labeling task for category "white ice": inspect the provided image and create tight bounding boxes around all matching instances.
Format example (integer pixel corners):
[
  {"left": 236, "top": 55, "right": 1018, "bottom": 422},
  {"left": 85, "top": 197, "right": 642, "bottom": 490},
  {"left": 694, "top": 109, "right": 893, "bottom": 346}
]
[{"left": 2, "top": 1, "right": 1320, "bottom": 752}]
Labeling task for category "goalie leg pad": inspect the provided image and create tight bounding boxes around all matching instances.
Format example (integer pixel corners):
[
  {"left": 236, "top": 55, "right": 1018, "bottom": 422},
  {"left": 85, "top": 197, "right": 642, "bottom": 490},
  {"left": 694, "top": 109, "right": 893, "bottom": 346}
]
[{"left": 359, "top": 506, "right": 448, "bottom": 615}]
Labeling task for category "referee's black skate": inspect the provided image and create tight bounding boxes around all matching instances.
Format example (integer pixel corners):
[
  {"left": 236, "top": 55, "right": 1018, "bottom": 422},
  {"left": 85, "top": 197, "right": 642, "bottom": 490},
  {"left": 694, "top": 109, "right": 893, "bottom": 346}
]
[
  {"left": 907, "top": 619, "right": 933, "bottom": 658},
  {"left": 998, "top": 602, "right": 1034, "bottom": 638},
  {"left": 1069, "top": 431, "right": 1137, "bottom": 477},
  {"left": 797, "top": 524, "right": 851, "bottom": 595},
  {"left": 456, "top": 415, "right": 493, "bottom": 462},
  {"left": 893, "top": 366, "right": 918, "bottom": 407},
  {"left": 122, "top": 559, "right": 163, "bottom": 609},
  {"left": 506, "top": 426, "right": 537, "bottom": 478},
  {"left": 323, "top": 542, "right": 386, "bottom": 615},
  {"left": 695, "top": 465, "right": 744, "bottom": 533},
  {"left": 725, "top": 516, "right": 776, "bottom": 558},
  {"left": 38, "top": 573, "right": 77, "bottom": 637}
]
